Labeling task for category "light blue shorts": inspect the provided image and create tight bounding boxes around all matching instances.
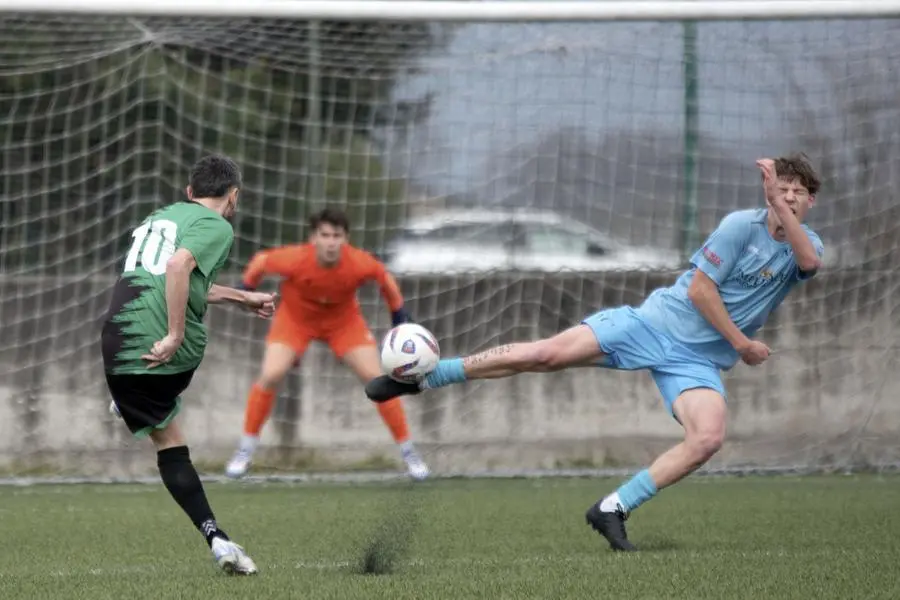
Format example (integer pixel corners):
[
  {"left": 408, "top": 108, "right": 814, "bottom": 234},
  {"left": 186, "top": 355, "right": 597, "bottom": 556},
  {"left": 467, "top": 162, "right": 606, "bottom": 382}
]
[{"left": 582, "top": 306, "right": 726, "bottom": 417}]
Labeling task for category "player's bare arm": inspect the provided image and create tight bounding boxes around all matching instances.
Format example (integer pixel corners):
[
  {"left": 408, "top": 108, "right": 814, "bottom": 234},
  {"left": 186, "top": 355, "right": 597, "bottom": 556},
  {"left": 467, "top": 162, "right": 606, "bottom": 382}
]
[
  {"left": 208, "top": 284, "right": 277, "bottom": 318},
  {"left": 165, "top": 248, "right": 196, "bottom": 339},
  {"left": 142, "top": 247, "right": 195, "bottom": 368},
  {"left": 208, "top": 283, "right": 244, "bottom": 304},
  {"left": 757, "top": 158, "right": 822, "bottom": 272},
  {"left": 687, "top": 271, "right": 770, "bottom": 366}
]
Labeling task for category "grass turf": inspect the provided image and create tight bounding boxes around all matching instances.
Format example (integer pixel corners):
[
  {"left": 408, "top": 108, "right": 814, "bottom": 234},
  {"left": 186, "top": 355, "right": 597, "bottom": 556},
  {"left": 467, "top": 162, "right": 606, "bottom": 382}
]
[{"left": 2, "top": 475, "right": 899, "bottom": 599}]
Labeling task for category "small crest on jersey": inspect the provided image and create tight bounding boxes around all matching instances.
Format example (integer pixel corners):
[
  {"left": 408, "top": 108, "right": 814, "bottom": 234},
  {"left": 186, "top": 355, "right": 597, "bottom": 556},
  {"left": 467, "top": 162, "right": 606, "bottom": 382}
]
[
  {"left": 760, "top": 269, "right": 773, "bottom": 279},
  {"left": 401, "top": 339, "right": 416, "bottom": 354},
  {"left": 701, "top": 245, "right": 722, "bottom": 267}
]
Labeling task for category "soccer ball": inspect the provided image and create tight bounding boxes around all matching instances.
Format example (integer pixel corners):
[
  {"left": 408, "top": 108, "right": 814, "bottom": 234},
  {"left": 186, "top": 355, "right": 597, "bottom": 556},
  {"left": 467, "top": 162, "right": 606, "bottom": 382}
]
[{"left": 380, "top": 323, "right": 441, "bottom": 383}]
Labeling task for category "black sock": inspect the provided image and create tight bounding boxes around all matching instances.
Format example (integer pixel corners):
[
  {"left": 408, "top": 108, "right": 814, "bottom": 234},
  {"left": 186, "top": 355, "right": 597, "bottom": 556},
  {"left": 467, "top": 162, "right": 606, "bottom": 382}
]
[{"left": 157, "top": 446, "right": 229, "bottom": 547}]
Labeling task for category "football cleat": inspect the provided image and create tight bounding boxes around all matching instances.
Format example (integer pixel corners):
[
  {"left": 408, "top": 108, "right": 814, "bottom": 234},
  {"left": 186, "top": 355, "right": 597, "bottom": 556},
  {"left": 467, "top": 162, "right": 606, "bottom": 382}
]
[
  {"left": 401, "top": 446, "right": 430, "bottom": 481},
  {"left": 224, "top": 448, "right": 253, "bottom": 479},
  {"left": 365, "top": 375, "right": 423, "bottom": 403},
  {"left": 211, "top": 537, "right": 259, "bottom": 575},
  {"left": 585, "top": 501, "right": 638, "bottom": 552}
]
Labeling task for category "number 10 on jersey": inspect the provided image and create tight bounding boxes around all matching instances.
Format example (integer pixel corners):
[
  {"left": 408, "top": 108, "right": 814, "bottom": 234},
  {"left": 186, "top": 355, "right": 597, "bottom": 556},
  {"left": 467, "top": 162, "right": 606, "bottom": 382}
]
[{"left": 124, "top": 219, "right": 178, "bottom": 275}]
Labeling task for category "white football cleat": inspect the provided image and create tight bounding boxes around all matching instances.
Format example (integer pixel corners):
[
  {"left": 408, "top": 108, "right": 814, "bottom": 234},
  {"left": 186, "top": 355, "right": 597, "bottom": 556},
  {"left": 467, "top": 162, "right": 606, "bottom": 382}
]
[
  {"left": 211, "top": 537, "right": 258, "bottom": 575},
  {"left": 402, "top": 446, "right": 430, "bottom": 481},
  {"left": 225, "top": 448, "right": 252, "bottom": 479}
]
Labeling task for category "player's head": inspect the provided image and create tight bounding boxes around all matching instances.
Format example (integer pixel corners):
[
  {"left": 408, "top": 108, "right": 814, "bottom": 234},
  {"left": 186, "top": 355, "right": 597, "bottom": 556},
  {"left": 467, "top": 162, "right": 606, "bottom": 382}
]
[
  {"left": 772, "top": 153, "right": 820, "bottom": 223},
  {"left": 186, "top": 154, "right": 242, "bottom": 219},
  {"left": 308, "top": 207, "right": 349, "bottom": 265}
]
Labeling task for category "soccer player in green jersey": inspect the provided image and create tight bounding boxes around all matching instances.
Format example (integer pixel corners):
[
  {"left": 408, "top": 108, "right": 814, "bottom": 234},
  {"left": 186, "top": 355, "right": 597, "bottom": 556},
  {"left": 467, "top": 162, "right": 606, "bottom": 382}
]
[{"left": 101, "top": 155, "right": 275, "bottom": 575}]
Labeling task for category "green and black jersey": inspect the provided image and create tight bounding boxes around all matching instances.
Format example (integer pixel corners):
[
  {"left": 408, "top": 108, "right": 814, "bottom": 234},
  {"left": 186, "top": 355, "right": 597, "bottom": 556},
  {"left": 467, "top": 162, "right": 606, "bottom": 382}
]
[{"left": 101, "top": 201, "right": 234, "bottom": 375}]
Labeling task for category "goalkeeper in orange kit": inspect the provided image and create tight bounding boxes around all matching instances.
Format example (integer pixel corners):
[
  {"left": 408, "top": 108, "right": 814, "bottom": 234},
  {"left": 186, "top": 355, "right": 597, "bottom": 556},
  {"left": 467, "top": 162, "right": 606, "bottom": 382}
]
[{"left": 225, "top": 207, "right": 429, "bottom": 480}]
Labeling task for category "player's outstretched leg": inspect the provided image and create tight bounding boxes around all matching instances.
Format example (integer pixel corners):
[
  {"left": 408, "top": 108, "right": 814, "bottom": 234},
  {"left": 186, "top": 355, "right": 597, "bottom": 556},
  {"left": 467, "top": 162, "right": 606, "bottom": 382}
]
[
  {"left": 152, "top": 421, "right": 258, "bottom": 575},
  {"left": 343, "top": 345, "right": 430, "bottom": 480},
  {"left": 586, "top": 388, "right": 726, "bottom": 552},
  {"left": 227, "top": 342, "right": 299, "bottom": 479},
  {"left": 365, "top": 324, "right": 605, "bottom": 403}
]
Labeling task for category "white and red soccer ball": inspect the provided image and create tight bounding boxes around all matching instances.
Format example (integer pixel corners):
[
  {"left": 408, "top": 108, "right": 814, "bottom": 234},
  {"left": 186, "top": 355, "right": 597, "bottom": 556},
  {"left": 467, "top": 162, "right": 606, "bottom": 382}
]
[{"left": 380, "top": 323, "right": 441, "bottom": 383}]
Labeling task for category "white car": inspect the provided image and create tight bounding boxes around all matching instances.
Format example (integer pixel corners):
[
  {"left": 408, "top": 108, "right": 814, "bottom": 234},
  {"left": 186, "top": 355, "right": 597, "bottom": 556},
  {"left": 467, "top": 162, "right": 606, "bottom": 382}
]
[{"left": 384, "top": 209, "right": 681, "bottom": 274}]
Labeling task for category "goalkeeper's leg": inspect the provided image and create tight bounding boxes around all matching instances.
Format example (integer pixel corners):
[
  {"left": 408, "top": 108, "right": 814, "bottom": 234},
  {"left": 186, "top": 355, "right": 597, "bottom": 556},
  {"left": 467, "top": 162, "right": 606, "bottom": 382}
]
[
  {"left": 338, "top": 322, "right": 430, "bottom": 481},
  {"left": 226, "top": 337, "right": 308, "bottom": 479},
  {"left": 366, "top": 323, "right": 604, "bottom": 402}
]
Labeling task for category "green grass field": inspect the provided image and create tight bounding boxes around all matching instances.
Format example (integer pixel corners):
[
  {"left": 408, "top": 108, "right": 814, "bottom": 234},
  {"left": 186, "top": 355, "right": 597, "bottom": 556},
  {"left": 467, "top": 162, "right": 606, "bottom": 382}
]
[{"left": 3, "top": 475, "right": 899, "bottom": 600}]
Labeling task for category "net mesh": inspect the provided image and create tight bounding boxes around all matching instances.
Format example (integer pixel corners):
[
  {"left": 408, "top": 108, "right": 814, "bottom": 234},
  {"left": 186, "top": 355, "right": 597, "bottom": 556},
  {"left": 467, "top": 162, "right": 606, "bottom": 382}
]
[{"left": 1, "top": 12, "right": 899, "bottom": 480}]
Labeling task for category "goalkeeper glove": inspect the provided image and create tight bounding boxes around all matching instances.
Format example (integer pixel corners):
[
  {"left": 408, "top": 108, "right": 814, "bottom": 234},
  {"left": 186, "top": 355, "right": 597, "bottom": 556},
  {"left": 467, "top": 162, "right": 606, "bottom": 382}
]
[{"left": 391, "top": 307, "right": 412, "bottom": 326}]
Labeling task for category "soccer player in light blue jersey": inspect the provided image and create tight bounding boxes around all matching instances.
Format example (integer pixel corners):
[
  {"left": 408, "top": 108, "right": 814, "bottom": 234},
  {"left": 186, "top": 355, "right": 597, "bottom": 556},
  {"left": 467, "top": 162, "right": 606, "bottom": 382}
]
[{"left": 366, "top": 154, "right": 824, "bottom": 551}]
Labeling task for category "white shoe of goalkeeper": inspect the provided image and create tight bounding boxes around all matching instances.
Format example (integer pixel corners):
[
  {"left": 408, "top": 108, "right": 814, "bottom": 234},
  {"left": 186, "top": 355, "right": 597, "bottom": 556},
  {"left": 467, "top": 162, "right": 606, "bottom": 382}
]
[
  {"left": 225, "top": 449, "right": 253, "bottom": 479},
  {"left": 402, "top": 445, "right": 430, "bottom": 481},
  {"left": 211, "top": 537, "right": 258, "bottom": 575}
]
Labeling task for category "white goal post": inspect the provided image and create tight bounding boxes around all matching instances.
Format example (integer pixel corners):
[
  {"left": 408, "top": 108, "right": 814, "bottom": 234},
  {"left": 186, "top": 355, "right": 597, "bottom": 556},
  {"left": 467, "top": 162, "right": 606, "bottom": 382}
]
[{"left": 1, "top": 0, "right": 899, "bottom": 481}]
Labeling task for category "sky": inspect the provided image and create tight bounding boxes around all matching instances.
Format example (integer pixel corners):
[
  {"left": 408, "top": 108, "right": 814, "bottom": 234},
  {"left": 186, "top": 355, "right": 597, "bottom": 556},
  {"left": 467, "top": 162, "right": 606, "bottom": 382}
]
[{"left": 379, "top": 17, "right": 898, "bottom": 203}]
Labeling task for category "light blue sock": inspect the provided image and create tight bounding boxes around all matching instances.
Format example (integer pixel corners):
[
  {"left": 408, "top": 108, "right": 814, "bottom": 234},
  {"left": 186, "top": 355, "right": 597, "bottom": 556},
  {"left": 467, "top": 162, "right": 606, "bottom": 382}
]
[
  {"left": 615, "top": 469, "right": 658, "bottom": 512},
  {"left": 423, "top": 358, "right": 466, "bottom": 389}
]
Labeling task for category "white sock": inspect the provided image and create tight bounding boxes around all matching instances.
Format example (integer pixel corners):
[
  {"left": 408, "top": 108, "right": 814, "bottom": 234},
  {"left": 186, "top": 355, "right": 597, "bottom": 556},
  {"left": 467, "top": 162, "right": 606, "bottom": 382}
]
[
  {"left": 238, "top": 434, "right": 260, "bottom": 455},
  {"left": 399, "top": 440, "right": 416, "bottom": 454},
  {"left": 599, "top": 492, "right": 622, "bottom": 513}
]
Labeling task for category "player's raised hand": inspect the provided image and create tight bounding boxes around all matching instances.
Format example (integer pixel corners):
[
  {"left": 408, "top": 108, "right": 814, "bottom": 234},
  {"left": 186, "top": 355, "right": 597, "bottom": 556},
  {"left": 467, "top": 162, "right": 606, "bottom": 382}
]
[
  {"left": 738, "top": 339, "right": 771, "bottom": 367},
  {"left": 756, "top": 158, "right": 778, "bottom": 205},
  {"left": 243, "top": 291, "right": 277, "bottom": 319},
  {"left": 142, "top": 334, "right": 183, "bottom": 369}
]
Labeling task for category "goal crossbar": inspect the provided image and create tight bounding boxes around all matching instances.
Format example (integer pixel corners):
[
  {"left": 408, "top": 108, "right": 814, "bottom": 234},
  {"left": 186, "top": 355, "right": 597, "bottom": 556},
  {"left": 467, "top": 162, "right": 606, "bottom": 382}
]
[{"left": 1, "top": 0, "right": 900, "bottom": 21}]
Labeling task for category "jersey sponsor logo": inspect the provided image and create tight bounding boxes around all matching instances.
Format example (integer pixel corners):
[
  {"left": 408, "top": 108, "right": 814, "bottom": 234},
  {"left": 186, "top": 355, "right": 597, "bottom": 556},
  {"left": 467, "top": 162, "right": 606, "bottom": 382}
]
[
  {"left": 735, "top": 266, "right": 792, "bottom": 288},
  {"left": 701, "top": 245, "right": 722, "bottom": 267}
]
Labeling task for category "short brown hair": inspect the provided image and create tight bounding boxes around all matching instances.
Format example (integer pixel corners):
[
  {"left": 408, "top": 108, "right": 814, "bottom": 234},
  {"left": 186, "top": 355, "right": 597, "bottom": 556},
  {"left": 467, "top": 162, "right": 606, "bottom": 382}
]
[
  {"left": 308, "top": 207, "right": 350, "bottom": 233},
  {"left": 774, "top": 153, "right": 821, "bottom": 196}
]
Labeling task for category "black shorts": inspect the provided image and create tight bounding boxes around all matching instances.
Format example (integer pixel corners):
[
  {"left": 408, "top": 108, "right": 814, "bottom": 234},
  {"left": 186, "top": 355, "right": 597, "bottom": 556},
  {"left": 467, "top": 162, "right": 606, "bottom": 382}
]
[{"left": 105, "top": 369, "right": 196, "bottom": 438}]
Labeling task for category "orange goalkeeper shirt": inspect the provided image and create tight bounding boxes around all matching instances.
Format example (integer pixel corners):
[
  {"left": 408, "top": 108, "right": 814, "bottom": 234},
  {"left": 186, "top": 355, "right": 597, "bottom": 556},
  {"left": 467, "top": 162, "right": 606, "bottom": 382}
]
[{"left": 241, "top": 243, "right": 404, "bottom": 327}]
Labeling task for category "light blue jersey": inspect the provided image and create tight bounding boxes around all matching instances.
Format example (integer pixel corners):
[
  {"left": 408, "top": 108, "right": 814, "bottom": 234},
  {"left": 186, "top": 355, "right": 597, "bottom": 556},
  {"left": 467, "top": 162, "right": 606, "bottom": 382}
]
[
  {"left": 637, "top": 208, "right": 824, "bottom": 369},
  {"left": 582, "top": 208, "right": 824, "bottom": 416}
]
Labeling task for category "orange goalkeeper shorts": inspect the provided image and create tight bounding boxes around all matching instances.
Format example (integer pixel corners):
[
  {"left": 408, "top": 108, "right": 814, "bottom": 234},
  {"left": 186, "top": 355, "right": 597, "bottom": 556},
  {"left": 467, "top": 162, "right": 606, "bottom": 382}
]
[{"left": 265, "top": 309, "right": 376, "bottom": 358}]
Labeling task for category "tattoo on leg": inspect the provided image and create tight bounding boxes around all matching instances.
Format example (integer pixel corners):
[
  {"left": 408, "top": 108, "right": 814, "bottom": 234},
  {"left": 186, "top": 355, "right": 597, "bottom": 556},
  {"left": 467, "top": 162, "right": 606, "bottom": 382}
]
[{"left": 464, "top": 345, "right": 514, "bottom": 367}]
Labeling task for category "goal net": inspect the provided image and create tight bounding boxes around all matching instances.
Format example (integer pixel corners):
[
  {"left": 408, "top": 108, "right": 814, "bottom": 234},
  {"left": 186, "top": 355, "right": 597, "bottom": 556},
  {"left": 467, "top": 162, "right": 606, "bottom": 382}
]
[{"left": 1, "top": 1, "right": 899, "bottom": 480}]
